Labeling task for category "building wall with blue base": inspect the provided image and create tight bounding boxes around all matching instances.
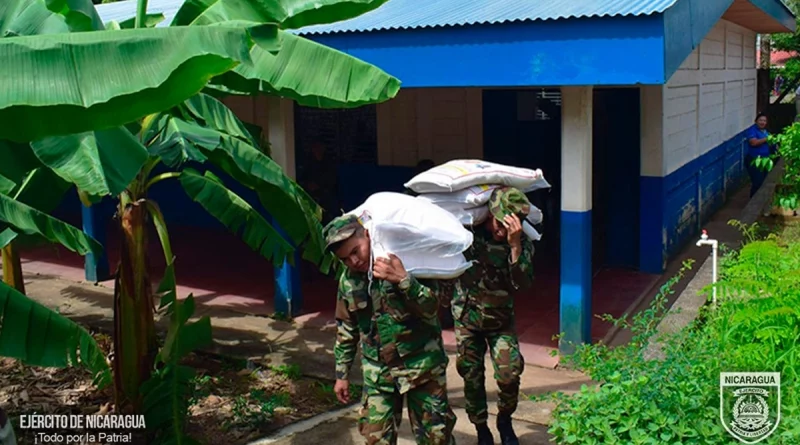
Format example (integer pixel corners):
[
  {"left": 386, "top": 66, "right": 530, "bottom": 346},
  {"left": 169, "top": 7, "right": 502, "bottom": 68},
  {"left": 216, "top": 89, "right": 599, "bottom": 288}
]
[
  {"left": 639, "top": 19, "right": 757, "bottom": 274},
  {"left": 640, "top": 130, "right": 748, "bottom": 274}
]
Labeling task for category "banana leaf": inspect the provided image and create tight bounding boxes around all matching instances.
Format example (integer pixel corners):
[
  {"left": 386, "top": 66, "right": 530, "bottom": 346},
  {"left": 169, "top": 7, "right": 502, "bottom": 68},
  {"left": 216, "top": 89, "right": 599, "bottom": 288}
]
[
  {"left": 146, "top": 110, "right": 330, "bottom": 269},
  {"left": 0, "top": 280, "right": 111, "bottom": 387},
  {"left": 3, "top": 0, "right": 70, "bottom": 36},
  {"left": 1, "top": 0, "right": 30, "bottom": 35},
  {"left": 12, "top": 167, "right": 72, "bottom": 212},
  {"left": 31, "top": 127, "right": 150, "bottom": 197},
  {"left": 210, "top": 29, "right": 401, "bottom": 108},
  {"left": 0, "top": 25, "right": 270, "bottom": 142},
  {"left": 44, "top": 0, "right": 104, "bottom": 32},
  {"left": 148, "top": 116, "right": 213, "bottom": 168},
  {"left": 0, "top": 140, "right": 43, "bottom": 186},
  {"left": 183, "top": 93, "right": 259, "bottom": 146},
  {"left": 179, "top": 169, "right": 295, "bottom": 264},
  {"left": 173, "top": 0, "right": 389, "bottom": 29},
  {"left": 0, "top": 167, "right": 74, "bottom": 250},
  {"left": 0, "top": 192, "right": 102, "bottom": 256},
  {"left": 0, "top": 228, "right": 17, "bottom": 249}
]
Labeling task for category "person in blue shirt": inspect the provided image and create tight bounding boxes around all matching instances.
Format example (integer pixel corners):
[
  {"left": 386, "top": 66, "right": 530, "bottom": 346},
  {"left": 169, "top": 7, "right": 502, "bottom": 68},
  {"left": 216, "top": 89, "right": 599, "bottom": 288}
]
[{"left": 745, "top": 113, "right": 774, "bottom": 197}]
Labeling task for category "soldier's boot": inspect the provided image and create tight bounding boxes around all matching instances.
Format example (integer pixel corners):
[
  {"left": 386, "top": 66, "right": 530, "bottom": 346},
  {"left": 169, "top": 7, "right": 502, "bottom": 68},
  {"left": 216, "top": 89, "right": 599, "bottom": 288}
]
[
  {"left": 476, "top": 423, "right": 494, "bottom": 445},
  {"left": 497, "top": 414, "right": 519, "bottom": 445}
]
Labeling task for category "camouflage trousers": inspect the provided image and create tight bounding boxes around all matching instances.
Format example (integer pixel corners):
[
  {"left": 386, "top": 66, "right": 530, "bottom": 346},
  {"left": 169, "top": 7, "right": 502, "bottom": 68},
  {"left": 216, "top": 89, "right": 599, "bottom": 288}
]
[
  {"left": 454, "top": 323, "right": 524, "bottom": 425},
  {"left": 358, "top": 373, "right": 456, "bottom": 445}
]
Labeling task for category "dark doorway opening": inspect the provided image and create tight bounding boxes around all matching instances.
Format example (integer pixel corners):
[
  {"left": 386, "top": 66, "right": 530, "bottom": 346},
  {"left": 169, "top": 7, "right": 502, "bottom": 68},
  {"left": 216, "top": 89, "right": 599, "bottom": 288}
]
[{"left": 592, "top": 88, "right": 641, "bottom": 270}]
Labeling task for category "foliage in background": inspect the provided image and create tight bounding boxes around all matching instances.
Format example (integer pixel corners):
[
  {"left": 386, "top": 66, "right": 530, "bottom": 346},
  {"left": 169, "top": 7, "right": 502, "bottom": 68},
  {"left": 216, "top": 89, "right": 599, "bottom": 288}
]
[
  {"left": 767, "top": 122, "right": 800, "bottom": 209},
  {"left": 764, "top": 0, "right": 800, "bottom": 105},
  {"left": 544, "top": 221, "right": 800, "bottom": 444}
]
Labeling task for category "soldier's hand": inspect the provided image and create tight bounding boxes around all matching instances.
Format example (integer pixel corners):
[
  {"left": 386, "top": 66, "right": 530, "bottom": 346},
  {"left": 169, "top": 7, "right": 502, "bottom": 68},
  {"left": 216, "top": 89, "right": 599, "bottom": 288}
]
[
  {"left": 503, "top": 214, "right": 523, "bottom": 248},
  {"left": 372, "top": 254, "right": 408, "bottom": 284},
  {"left": 334, "top": 379, "right": 350, "bottom": 404}
]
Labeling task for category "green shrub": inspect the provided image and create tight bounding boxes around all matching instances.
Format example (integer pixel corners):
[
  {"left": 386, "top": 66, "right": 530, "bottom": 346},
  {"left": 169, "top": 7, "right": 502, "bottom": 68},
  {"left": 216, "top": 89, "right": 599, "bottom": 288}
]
[
  {"left": 546, "top": 228, "right": 800, "bottom": 444},
  {"left": 767, "top": 122, "right": 800, "bottom": 210}
]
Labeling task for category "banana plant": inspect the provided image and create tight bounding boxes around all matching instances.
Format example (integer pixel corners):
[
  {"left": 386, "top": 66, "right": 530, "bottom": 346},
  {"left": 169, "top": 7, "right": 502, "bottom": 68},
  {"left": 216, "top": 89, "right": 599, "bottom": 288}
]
[{"left": 0, "top": 0, "right": 400, "bottom": 439}]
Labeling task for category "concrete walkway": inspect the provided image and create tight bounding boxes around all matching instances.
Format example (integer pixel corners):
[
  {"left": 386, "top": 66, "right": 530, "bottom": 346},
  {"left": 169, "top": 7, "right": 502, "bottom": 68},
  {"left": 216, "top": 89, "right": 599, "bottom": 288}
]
[
  {"left": 606, "top": 181, "right": 754, "bottom": 346},
  {"left": 15, "top": 271, "right": 589, "bottom": 444}
]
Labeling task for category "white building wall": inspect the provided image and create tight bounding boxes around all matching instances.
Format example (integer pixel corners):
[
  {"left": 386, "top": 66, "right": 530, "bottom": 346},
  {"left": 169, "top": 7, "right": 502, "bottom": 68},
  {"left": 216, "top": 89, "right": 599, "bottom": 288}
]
[
  {"left": 663, "top": 19, "right": 757, "bottom": 175},
  {"left": 376, "top": 88, "right": 483, "bottom": 166}
]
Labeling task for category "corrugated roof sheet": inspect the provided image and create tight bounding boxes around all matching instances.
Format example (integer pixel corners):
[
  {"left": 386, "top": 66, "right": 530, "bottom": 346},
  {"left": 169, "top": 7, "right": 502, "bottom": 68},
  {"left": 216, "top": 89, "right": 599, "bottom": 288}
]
[
  {"left": 95, "top": 0, "right": 679, "bottom": 33},
  {"left": 299, "top": 0, "right": 679, "bottom": 34},
  {"left": 96, "top": 0, "right": 180, "bottom": 27}
]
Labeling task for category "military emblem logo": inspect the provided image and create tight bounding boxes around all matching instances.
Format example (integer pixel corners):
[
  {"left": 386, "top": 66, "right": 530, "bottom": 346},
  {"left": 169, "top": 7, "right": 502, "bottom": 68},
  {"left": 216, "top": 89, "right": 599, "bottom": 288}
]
[{"left": 720, "top": 372, "right": 781, "bottom": 443}]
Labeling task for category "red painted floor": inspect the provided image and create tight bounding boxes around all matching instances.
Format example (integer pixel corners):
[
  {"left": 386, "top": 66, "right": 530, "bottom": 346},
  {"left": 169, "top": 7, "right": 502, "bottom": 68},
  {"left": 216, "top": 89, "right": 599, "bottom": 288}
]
[{"left": 15, "top": 224, "right": 659, "bottom": 368}]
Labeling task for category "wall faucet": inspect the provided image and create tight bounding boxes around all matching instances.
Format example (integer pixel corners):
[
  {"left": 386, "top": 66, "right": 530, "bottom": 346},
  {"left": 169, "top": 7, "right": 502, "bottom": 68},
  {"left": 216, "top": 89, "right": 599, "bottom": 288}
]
[{"left": 696, "top": 229, "right": 718, "bottom": 305}]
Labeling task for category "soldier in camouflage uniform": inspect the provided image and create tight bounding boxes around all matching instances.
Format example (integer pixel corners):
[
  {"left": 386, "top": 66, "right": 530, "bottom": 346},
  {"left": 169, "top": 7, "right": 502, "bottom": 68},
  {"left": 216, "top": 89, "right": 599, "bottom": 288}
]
[
  {"left": 326, "top": 214, "right": 458, "bottom": 445},
  {"left": 452, "top": 187, "right": 535, "bottom": 445}
]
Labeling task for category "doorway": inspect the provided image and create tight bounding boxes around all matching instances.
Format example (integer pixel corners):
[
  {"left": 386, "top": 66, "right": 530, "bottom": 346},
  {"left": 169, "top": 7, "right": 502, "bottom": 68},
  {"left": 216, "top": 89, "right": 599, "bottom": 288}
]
[{"left": 593, "top": 88, "right": 641, "bottom": 270}]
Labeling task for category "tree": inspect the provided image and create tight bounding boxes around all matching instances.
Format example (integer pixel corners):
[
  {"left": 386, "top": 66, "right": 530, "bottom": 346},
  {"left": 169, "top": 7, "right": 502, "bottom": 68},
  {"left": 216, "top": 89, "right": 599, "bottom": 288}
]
[
  {"left": 0, "top": 0, "right": 400, "bottom": 441},
  {"left": 763, "top": 0, "right": 800, "bottom": 107}
]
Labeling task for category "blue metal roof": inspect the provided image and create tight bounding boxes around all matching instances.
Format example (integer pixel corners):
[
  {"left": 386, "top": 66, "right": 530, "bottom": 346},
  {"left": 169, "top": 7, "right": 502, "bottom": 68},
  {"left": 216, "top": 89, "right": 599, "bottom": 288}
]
[
  {"left": 95, "top": 0, "right": 679, "bottom": 33},
  {"left": 298, "top": 0, "right": 678, "bottom": 34}
]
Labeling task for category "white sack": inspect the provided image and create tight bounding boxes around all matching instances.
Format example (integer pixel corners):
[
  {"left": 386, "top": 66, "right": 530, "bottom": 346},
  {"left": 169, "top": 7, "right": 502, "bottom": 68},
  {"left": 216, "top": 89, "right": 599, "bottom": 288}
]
[
  {"left": 418, "top": 194, "right": 544, "bottom": 230},
  {"left": 347, "top": 192, "right": 474, "bottom": 279},
  {"left": 527, "top": 206, "right": 543, "bottom": 226},
  {"left": 414, "top": 184, "right": 501, "bottom": 208},
  {"left": 522, "top": 221, "right": 542, "bottom": 241},
  {"left": 404, "top": 160, "right": 551, "bottom": 194}
]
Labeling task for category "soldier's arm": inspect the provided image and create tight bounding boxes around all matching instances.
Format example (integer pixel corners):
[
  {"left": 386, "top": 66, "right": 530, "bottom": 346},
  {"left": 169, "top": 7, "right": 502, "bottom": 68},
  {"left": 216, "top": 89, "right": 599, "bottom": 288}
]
[
  {"left": 509, "top": 238, "right": 535, "bottom": 291},
  {"left": 399, "top": 276, "right": 440, "bottom": 322},
  {"left": 334, "top": 278, "right": 360, "bottom": 381}
]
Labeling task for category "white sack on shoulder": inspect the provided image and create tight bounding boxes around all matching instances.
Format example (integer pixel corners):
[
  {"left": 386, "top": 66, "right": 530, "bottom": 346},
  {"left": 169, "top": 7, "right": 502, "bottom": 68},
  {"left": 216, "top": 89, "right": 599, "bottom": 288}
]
[
  {"left": 416, "top": 200, "right": 490, "bottom": 226},
  {"left": 413, "top": 184, "right": 500, "bottom": 208},
  {"left": 347, "top": 192, "right": 474, "bottom": 279},
  {"left": 404, "top": 160, "right": 551, "bottom": 194}
]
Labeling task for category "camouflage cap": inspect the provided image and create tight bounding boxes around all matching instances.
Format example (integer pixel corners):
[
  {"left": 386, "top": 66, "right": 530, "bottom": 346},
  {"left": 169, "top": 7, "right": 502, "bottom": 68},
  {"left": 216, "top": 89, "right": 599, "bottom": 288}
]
[
  {"left": 322, "top": 214, "right": 362, "bottom": 251},
  {"left": 488, "top": 187, "right": 531, "bottom": 221}
]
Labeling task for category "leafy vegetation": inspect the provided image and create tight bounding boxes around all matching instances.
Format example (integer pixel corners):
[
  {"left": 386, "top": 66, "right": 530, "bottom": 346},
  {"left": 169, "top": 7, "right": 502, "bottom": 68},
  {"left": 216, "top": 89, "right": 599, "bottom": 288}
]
[
  {"left": 544, "top": 221, "right": 800, "bottom": 444},
  {"left": 767, "top": 122, "right": 800, "bottom": 210}
]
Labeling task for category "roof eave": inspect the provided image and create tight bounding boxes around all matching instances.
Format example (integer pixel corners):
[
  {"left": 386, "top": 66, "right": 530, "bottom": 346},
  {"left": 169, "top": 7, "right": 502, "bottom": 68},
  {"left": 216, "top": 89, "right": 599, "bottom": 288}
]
[{"left": 724, "top": 0, "right": 796, "bottom": 33}]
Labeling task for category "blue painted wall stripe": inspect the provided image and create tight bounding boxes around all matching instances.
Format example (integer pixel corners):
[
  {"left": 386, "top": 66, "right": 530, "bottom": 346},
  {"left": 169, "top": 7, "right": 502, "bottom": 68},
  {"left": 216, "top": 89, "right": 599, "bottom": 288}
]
[
  {"left": 640, "top": 130, "right": 748, "bottom": 274},
  {"left": 559, "top": 210, "right": 592, "bottom": 353},
  {"left": 310, "top": 15, "right": 666, "bottom": 87}
]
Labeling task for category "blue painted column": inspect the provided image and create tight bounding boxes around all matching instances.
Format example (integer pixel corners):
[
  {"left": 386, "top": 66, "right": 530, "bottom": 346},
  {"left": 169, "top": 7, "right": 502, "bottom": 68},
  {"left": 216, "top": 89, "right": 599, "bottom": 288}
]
[
  {"left": 639, "top": 178, "right": 666, "bottom": 274},
  {"left": 81, "top": 199, "right": 110, "bottom": 282},
  {"left": 559, "top": 86, "right": 593, "bottom": 355},
  {"left": 638, "top": 86, "right": 666, "bottom": 275}
]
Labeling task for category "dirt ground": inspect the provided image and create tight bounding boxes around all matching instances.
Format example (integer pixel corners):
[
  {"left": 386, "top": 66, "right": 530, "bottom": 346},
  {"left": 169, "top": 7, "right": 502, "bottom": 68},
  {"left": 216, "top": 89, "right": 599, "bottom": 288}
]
[{"left": 0, "top": 331, "right": 351, "bottom": 445}]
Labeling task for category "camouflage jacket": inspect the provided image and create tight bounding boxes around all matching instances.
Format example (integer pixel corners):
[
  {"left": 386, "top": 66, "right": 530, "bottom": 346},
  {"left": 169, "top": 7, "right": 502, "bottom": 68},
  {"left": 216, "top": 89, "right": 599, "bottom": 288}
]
[
  {"left": 452, "top": 226, "right": 535, "bottom": 331},
  {"left": 334, "top": 269, "right": 458, "bottom": 394}
]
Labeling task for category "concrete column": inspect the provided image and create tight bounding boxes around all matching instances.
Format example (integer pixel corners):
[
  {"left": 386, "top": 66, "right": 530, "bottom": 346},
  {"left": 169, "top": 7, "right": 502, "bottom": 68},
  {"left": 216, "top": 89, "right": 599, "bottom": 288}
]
[
  {"left": 639, "top": 86, "right": 666, "bottom": 274},
  {"left": 266, "top": 97, "right": 296, "bottom": 179},
  {"left": 262, "top": 97, "right": 301, "bottom": 317},
  {"left": 559, "top": 86, "right": 593, "bottom": 354}
]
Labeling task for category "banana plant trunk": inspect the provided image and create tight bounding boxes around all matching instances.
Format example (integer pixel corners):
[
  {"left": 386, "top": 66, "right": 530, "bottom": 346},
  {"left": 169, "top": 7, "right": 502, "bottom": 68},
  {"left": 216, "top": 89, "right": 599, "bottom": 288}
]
[
  {"left": 2, "top": 243, "right": 25, "bottom": 294},
  {"left": 113, "top": 197, "right": 157, "bottom": 414}
]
